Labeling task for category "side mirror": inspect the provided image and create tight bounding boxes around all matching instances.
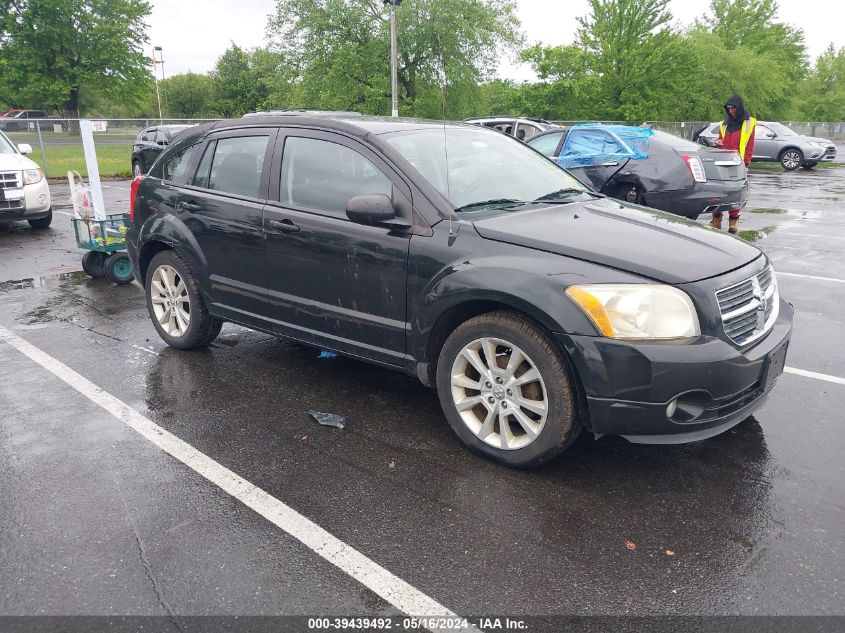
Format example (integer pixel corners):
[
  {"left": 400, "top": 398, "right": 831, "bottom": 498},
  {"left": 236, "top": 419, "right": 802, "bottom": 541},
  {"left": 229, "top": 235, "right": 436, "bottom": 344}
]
[
  {"left": 17, "top": 143, "right": 33, "bottom": 154},
  {"left": 346, "top": 194, "right": 395, "bottom": 225},
  {"left": 765, "top": 132, "right": 775, "bottom": 139}
]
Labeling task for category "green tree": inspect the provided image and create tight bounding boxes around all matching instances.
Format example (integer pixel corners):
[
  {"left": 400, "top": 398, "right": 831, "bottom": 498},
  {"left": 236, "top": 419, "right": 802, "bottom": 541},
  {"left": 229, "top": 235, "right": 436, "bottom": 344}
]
[
  {"left": 796, "top": 44, "right": 845, "bottom": 120},
  {"left": 266, "top": 0, "right": 522, "bottom": 117},
  {"left": 708, "top": 0, "right": 807, "bottom": 83},
  {"left": 211, "top": 44, "right": 287, "bottom": 117},
  {"left": 576, "top": 0, "right": 685, "bottom": 120},
  {"left": 163, "top": 73, "right": 216, "bottom": 118},
  {"left": 0, "top": 0, "right": 153, "bottom": 115}
]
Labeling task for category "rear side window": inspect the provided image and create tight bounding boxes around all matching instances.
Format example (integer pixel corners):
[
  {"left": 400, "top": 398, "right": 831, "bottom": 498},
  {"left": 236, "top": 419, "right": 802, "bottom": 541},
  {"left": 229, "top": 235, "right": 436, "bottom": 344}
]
[
  {"left": 207, "top": 136, "right": 269, "bottom": 198},
  {"left": 162, "top": 143, "right": 201, "bottom": 183},
  {"left": 528, "top": 132, "right": 564, "bottom": 157},
  {"left": 141, "top": 129, "right": 156, "bottom": 142},
  {"left": 155, "top": 129, "right": 168, "bottom": 145},
  {"left": 280, "top": 137, "right": 391, "bottom": 215},
  {"left": 193, "top": 142, "right": 215, "bottom": 189}
]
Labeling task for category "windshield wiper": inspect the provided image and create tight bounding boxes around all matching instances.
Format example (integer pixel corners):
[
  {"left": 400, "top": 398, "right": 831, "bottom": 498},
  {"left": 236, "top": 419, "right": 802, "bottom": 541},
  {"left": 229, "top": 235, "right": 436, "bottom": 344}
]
[
  {"left": 454, "top": 198, "right": 527, "bottom": 212},
  {"left": 533, "top": 188, "right": 593, "bottom": 203}
]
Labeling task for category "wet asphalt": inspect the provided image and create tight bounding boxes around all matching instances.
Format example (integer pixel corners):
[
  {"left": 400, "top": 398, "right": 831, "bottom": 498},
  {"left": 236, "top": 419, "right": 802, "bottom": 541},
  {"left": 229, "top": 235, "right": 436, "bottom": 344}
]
[{"left": 0, "top": 166, "right": 844, "bottom": 625}]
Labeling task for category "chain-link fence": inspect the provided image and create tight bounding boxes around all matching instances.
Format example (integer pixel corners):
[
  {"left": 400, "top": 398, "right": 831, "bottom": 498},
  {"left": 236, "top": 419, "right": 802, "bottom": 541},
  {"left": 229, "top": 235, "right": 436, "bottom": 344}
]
[
  {"left": 0, "top": 118, "right": 214, "bottom": 179},
  {"left": 555, "top": 120, "right": 845, "bottom": 142}
]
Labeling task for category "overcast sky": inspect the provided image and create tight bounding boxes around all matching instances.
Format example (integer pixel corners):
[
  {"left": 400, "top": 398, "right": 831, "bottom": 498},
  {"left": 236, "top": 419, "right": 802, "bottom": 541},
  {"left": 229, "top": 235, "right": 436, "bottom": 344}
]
[{"left": 148, "top": 0, "right": 845, "bottom": 81}]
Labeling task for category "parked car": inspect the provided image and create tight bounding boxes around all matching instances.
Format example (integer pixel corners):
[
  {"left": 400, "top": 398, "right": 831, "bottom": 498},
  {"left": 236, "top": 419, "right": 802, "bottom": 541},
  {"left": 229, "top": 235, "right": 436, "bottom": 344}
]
[
  {"left": 127, "top": 115, "right": 792, "bottom": 468},
  {"left": 131, "top": 124, "right": 196, "bottom": 177},
  {"left": 526, "top": 125, "right": 748, "bottom": 219},
  {"left": 0, "top": 130, "right": 52, "bottom": 228},
  {"left": 464, "top": 116, "right": 559, "bottom": 141},
  {"left": 697, "top": 121, "right": 837, "bottom": 170},
  {"left": 0, "top": 109, "right": 52, "bottom": 132}
]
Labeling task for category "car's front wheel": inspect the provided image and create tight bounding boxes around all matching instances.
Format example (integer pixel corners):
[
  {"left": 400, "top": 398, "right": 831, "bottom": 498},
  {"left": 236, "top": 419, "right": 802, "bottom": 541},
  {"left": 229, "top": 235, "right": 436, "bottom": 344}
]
[
  {"left": 145, "top": 250, "right": 222, "bottom": 349},
  {"left": 780, "top": 149, "right": 803, "bottom": 171},
  {"left": 436, "top": 311, "right": 581, "bottom": 468}
]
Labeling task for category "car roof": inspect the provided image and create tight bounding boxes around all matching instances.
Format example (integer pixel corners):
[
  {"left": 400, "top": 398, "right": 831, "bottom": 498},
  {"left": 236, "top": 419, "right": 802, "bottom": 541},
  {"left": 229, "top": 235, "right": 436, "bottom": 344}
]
[{"left": 178, "top": 114, "right": 483, "bottom": 140}]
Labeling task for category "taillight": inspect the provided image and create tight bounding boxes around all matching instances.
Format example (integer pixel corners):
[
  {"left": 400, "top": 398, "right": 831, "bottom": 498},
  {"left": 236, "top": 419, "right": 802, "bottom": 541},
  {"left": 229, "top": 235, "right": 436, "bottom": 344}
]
[
  {"left": 682, "top": 155, "right": 707, "bottom": 183},
  {"left": 129, "top": 175, "right": 142, "bottom": 221}
]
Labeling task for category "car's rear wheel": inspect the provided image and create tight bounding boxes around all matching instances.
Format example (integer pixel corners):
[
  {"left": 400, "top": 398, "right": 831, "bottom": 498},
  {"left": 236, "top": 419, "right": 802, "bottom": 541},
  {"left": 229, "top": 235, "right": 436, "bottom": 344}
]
[
  {"left": 132, "top": 161, "right": 144, "bottom": 178},
  {"left": 802, "top": 162, "right": 818, "bottom": 170},
  {"left": 780, "top": 149, "right": 803, "bottom": 171},
  {"left": 27, "top": 208, "right": 52, "bottom": 229},
  {"left": 145, "top": 250, "right": 222, "bottom": 349},
  {"left": 436, "top": 311, "right": 580, "bottom": 468}
]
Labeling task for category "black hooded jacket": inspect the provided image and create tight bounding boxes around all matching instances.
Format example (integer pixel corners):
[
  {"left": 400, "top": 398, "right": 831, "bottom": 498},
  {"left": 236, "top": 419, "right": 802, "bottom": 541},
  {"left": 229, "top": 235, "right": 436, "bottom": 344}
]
[{"left": 724, "top": 95, "right": 750, "bottom": 133}]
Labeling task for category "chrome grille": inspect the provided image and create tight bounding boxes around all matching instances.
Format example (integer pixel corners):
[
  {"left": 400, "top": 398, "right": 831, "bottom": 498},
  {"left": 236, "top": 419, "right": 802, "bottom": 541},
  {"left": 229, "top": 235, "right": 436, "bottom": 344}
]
[
  {"left": 0, "top": 171, "right": 22, "bottom": 189},
  {"left": 0, "top": 171, "right": 24, "bottom": 210},
  {"left": 716, "top": 266, "right": 778, "bottom": 347}
]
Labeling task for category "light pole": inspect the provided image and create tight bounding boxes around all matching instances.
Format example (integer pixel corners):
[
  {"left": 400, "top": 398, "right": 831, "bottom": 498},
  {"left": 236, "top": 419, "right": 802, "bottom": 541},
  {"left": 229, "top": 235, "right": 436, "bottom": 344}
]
[
  {"left": 152, "top": 48, "right": 163, "bottom": 123},
  {"left": 384, "top": 0, "right": 401, "bottom": 118},
  {"left": 154, "top": 46, "right": 168, "bottom": 118}
]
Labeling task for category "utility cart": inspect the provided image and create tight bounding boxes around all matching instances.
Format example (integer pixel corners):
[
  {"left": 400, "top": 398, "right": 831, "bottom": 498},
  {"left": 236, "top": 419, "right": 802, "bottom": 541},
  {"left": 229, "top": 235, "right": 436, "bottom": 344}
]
[{"left": 73, "top": 214, "right": 134, "bottom": 284}]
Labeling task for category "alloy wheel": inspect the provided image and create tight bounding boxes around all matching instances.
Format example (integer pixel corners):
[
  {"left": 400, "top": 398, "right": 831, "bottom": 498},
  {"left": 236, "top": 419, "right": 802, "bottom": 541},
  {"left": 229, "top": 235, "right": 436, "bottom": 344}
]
[
  {"left": 449, "top": 337, "right": 549, "bottom": 450},
  {"left": 150, "top": 265, "right": 190, "bottom": 337},
  {"left": 782, "top": 151, "right": 801, "bottom": 170}
]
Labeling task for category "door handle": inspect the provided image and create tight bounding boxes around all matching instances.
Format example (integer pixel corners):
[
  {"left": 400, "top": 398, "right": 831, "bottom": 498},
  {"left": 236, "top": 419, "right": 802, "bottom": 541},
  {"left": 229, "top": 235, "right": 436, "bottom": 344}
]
[
  {"left": 179, "top": 201, "right": 203, "bottom": 213},
  {"left": 601, "top": 161, "right": 619, "bottom": 167},
  {"left": 266, "top": 218, "right": 300, "bottom": 233}
]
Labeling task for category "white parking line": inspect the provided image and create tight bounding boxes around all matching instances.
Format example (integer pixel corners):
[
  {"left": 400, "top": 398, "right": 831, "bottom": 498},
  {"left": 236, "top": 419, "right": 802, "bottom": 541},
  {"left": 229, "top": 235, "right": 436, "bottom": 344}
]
[
  {"left": 785, "top": 366, "right": 845, "bottom": 386},
  {"left": 0, "top": 324, "right": 473, "bottom": 631},
  {"left": 777, "top": 271, "right": 845, "bottom": 284}
]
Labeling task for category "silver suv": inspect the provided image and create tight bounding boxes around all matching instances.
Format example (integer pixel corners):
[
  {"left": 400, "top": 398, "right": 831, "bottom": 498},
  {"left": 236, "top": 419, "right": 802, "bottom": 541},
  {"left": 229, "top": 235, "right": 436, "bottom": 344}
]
[
  {"left": 697, "top": 121, "right": 837, "bottom": 171},
  {"left": 464, "top": 116, "right": 559, "bottom": 142}
]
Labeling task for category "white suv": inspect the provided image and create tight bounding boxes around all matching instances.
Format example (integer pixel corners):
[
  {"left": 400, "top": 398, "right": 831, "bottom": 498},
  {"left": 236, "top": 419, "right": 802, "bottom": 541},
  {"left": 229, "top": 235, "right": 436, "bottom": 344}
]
[{"left": 0, "top": 130, "right": 52, "bottom": 228}]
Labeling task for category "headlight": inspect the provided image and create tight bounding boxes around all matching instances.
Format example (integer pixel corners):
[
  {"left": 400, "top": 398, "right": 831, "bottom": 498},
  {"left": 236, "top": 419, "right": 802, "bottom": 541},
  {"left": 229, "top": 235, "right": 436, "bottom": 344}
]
[
  {"left": 566, "top": 284, "right": 700, "bottom": 339},
  {"left": 23, "top": 169, "right": 43, "bottom": 185},
  {"left": 808, "top": 141, "right": 827, "bottom": 147}
]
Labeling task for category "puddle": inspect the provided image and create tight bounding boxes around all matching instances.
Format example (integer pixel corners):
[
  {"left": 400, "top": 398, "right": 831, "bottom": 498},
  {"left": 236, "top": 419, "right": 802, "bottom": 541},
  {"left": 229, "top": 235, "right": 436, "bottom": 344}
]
[
  {"left": 0, "top": 271, "right": 90, "bottom": 293},
  {"left": 739, "top": 226, "right": 776, "bottom": 242}
]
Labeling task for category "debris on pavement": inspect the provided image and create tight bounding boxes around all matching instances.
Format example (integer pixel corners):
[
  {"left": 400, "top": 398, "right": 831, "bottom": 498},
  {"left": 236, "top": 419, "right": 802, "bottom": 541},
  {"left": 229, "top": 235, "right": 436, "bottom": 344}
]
[
  {"left": 666, "top": 549, "right": 676, "bottom": 556},
  {"left": 308, "top": 410, "right": 347, "bottom": 429},
  {"left": 318, "top": 350, "right": 338, "bottom": 359},
  {"left": 625, "top": 540, "right": 637, "bottom": 551}
]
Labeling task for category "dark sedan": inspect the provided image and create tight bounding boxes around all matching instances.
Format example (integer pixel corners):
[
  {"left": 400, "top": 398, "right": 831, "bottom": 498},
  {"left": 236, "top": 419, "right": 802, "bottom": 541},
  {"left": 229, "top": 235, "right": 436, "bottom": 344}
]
[
  {"left": 527, "top": 125, "right": 748, "bottom": 219},
  {"left": 131, "top": 124, "right": 195, "bottom": 177},
  {"left": 127, "top": 115, "right": 791, "bottom": 467}
]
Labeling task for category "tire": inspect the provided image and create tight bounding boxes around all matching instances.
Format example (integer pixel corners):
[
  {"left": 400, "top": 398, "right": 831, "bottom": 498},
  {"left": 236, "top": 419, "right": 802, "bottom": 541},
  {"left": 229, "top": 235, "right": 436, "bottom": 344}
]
[
  {"left": 780, "top": 149, "right": 803, "bottom": 171},
  {"left": 104, "top": 252, "right": 135, "bottom": 285},
  {"left": 802, "top": 162, "right": 817, "bottom": 170},
  {"left": 27, "top": 208, "right": 52, "bottom": 229},
  {"left": 145, "top": 250, "right": 222, "bottom": 349},
  {"left": 435, "top": 311, "right": 581, "bottom": 468},
  {"left": 81, "top": 250, "right": 108, "bottom": 278},
  {"left": 132, "top": 161, "right": 144, "bottom": 177}
]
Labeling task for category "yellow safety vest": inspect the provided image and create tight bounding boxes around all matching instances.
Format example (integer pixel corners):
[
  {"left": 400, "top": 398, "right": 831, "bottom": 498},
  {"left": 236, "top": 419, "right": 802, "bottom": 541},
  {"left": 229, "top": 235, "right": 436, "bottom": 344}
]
[{"left": 720, "top": 117, "right": 757, "bottom": 159}]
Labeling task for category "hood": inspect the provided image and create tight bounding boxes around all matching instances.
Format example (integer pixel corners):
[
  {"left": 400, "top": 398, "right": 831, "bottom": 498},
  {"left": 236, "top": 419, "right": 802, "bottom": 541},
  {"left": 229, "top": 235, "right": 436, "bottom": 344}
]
[
  {"left": 803, "top": 136, "right": 834, "bottom": 145},
  {"left": 0, "top": 152, "right": 39, "bottom": 171},
  {"left": 471, "top": 197, "right": 761, "bottom": 284}
]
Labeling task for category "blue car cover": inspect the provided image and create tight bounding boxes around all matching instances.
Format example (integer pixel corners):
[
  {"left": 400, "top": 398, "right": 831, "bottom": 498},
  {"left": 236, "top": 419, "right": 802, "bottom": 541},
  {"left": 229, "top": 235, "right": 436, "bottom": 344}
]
[{"left": 556, "top": 124, "right": 654, "bottom": 169}]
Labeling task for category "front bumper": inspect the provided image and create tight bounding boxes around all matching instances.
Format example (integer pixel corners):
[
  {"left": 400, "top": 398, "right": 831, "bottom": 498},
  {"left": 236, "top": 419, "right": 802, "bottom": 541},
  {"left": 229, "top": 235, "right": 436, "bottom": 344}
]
[
  {"left": 643, "top": 179, "right": 748, "bottom": 219},
  {"left": 0, "top": 178, "right": 51, "bottom": 222},
  {"left": 557, "top": 299, "right": 793, "bottom": 443}
]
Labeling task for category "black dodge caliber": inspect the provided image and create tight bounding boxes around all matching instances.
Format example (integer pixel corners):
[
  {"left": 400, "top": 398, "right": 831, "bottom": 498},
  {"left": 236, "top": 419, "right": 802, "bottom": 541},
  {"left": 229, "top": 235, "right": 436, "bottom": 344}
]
[{"left": 127, "top": 115, "right": 793, "bottom": 468}]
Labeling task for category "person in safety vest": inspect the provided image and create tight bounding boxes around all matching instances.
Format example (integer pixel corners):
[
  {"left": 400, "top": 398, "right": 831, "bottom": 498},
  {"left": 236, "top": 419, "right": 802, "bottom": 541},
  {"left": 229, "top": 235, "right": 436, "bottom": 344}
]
[{"left": 711, "top": 94, "right": 756, "bottom": 234}]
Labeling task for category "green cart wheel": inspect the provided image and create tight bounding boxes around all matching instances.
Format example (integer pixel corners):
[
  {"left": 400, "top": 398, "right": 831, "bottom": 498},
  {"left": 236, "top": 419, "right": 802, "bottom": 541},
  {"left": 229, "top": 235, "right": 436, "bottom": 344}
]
[
  {"left": 81, "top": 251, "right": 108, "bottom": 278},
  {"left": 104, "top": 252, "right": 135, "bottom": 285}
]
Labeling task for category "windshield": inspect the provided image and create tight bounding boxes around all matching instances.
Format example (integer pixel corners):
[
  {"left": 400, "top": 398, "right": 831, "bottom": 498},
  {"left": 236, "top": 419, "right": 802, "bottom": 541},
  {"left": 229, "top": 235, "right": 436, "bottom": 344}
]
[
  {"left": 767, "top": 123, "right": 797, "bottom": 137},
  {"left": 383, "top": 126, "right": 588, "bottom": 211},
  {"left": 0, "top": 132, "right": 17, "bottom": 155}
]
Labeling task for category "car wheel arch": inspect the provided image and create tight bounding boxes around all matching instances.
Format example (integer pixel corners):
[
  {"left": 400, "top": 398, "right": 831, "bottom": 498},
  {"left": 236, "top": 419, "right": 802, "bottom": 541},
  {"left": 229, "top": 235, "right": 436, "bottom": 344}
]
[{"left": 138, "top": 235, "right": 210, "bottom": 299}]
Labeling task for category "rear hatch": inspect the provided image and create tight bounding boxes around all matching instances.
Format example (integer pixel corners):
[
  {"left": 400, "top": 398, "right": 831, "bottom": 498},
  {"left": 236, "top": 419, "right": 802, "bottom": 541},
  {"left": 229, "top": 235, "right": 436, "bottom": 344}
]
[{"left": 692, "top": 149, "right": 747, "bottom": 181}]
